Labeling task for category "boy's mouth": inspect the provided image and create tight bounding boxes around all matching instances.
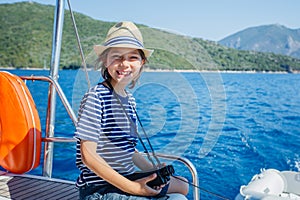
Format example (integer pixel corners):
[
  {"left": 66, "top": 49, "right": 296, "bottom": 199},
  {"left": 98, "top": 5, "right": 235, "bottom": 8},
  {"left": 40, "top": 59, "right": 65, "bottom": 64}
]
[{"left": 117, "top": 71, "right": 131, "bottom": 76}]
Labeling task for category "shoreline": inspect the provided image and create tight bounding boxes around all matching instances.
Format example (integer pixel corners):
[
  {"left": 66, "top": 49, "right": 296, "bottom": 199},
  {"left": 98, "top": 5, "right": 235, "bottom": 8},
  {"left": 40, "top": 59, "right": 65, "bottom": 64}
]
[
  {"left": 143, "top": 68, "right": 300, "bottom": 74},
  {"left": 1, "top": 67, "right": 299, "bottom": 74}
]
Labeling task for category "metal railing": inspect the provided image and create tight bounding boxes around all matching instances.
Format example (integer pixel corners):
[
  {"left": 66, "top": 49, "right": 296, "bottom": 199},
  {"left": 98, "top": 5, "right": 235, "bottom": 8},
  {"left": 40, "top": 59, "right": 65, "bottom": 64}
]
[{"left": 21, "top": 75, "right": 77, "bottom": 126}]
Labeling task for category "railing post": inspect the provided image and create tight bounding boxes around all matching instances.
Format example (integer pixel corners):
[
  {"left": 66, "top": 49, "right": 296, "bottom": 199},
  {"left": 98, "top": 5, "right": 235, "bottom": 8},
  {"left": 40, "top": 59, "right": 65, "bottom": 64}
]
[{"left": 43, "top": 0, "right": 65, "bottom": 178}]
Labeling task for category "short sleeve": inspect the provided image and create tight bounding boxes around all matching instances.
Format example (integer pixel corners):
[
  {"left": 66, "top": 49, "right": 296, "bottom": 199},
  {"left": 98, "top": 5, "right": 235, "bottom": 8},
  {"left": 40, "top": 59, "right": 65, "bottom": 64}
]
[{"left": 74, "top": 90, "right": 102, "bottom": 142}]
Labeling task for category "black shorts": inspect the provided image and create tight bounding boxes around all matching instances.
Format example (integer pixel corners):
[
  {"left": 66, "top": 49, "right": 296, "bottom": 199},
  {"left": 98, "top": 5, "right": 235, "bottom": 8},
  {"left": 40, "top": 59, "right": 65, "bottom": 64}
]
[{"left": 79, "top": 173, "right": 169, "bottom": 199}]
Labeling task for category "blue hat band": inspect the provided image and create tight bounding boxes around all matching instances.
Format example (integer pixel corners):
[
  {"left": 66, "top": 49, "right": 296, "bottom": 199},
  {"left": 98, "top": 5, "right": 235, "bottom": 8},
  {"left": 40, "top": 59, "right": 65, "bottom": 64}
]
[{"left": 104, "top": 36, "right": 144, "bottom": 48}]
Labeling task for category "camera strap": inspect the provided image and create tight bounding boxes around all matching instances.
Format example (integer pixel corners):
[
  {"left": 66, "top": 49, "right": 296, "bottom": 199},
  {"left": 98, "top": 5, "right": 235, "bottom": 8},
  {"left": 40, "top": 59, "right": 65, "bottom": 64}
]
[
  {"left": 104, "top": 82, "right": 231, "bottom": 199},
  {"left": 105, "top": 80, "right": 162, "bottom": 168}
]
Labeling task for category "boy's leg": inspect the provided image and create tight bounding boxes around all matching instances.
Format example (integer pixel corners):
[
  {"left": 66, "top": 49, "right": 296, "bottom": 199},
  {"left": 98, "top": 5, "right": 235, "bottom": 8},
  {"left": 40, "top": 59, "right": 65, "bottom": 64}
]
[
  {"left": 164, "top": 193, "right": 188, "bottom": 200},
  {"left": 167, "top": 176, "right": 189, "bottom": 196}
]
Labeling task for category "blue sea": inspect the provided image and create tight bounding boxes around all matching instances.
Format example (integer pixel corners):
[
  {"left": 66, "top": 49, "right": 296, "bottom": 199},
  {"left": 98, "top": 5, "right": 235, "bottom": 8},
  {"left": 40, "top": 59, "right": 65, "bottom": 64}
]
[{"left": 3, "top": 69, "right": 300, "bottom": 200}]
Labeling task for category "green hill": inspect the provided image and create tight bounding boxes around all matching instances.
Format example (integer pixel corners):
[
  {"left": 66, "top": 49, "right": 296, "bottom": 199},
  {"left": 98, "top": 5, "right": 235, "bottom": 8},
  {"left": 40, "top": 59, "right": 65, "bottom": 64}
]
[{"left": 1, "top": 2, "right": 300, "bottom": 72}]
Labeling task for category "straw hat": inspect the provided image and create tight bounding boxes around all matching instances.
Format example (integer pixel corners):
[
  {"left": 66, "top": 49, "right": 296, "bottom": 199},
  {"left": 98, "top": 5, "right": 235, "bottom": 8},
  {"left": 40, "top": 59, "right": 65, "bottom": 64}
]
[{"left": 94, "top": 21, "right": 153, "bottom": 58}]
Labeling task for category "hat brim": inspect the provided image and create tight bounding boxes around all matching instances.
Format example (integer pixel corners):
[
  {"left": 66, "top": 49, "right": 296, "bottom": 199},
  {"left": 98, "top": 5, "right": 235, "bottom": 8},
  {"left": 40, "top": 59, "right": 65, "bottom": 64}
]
[{"left": 94, "top": 44, "right": 153, "bottom": 58}]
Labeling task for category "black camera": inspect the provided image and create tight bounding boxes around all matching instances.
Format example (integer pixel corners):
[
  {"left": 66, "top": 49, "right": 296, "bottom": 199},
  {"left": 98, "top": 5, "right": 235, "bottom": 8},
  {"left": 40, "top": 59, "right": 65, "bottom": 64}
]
[{"left": 130, "top": 165, "right": 175, "bottom": 187}]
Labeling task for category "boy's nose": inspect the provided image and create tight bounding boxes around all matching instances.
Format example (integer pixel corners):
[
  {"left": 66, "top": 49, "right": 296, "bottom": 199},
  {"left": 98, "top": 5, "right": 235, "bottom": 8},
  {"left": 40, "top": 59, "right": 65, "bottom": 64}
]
[{"left": 120, "top": 58, "right": 130, "bottom": 67}]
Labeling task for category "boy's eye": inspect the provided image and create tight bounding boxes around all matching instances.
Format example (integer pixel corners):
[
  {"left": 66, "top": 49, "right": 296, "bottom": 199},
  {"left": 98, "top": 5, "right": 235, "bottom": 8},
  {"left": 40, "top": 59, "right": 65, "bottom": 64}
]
[
  {"left": 109, "top": 52, "right": 141, "bottom": 62},
  {"left": 112, "top": 55, "right": 122, "bottom": 60},
  {"left": 129, "top": 56, "right": 139, "bottom": 60}
]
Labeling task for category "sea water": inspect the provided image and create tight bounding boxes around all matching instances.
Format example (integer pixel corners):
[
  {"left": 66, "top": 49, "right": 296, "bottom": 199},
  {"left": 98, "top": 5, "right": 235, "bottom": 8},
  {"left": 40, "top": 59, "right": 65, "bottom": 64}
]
[{"left": 3, "top": 69, "right": 300, "bottom": 200}]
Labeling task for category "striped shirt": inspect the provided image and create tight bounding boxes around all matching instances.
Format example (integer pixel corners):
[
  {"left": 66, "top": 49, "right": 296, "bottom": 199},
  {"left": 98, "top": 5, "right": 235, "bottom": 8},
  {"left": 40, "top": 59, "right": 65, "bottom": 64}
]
[{"left": 74, "top": 83, "right": 138, "bottom": 187}]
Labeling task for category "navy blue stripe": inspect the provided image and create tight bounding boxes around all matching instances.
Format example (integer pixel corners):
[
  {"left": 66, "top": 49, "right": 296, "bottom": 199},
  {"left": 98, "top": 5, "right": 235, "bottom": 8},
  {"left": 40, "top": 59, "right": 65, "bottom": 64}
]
[{"left": 104, "top": 36, "right": 144, "bottom": 48}]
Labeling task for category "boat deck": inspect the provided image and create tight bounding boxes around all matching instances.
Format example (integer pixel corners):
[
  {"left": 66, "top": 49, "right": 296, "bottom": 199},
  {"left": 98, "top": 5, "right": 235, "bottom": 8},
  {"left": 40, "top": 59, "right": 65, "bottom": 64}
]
[{"left": 0, "top": 172, "right": 79, "bottom": 200}]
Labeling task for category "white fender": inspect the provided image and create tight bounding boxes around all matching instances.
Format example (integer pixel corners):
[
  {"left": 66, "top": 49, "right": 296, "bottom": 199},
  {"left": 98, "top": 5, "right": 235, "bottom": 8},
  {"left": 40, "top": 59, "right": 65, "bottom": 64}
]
[{"left": 240, "top": 169, "right": 287, "bottom": 199}]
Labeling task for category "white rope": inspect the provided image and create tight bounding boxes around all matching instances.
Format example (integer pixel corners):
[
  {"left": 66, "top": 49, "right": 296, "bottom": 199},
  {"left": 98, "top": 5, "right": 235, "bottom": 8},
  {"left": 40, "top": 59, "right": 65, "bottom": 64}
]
[
  {"left": 67, "top": 0, "right": 91, "bottom": 89},
  {"left": 18, "top": 78, "right": 38, "bottom": 172}
]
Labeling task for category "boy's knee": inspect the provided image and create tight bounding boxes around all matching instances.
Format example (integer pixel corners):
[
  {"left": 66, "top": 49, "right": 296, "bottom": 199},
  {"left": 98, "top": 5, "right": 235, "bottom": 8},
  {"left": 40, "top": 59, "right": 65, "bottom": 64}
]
[
  {"left": 170, "top": 176, "right": 189, "bottom": 196},
  {"left": 180, "top": 177, "right": 189, "bottom": 195}
]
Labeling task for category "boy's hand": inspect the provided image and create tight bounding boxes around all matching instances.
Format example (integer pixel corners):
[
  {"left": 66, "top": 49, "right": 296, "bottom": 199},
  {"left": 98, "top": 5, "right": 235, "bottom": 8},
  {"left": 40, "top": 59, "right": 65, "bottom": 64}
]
[{"left": 133, "top": 173, "right": 163, "bottom": 196}]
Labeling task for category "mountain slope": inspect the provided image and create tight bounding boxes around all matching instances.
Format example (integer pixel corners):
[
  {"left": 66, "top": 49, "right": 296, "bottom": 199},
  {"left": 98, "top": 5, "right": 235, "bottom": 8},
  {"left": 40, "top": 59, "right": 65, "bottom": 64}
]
[
  {"left": 219, "top": 24, "right": 300, "bottom": 59},
  {"left": 1, "top": 2, "right": 300, "bottom": 72}
]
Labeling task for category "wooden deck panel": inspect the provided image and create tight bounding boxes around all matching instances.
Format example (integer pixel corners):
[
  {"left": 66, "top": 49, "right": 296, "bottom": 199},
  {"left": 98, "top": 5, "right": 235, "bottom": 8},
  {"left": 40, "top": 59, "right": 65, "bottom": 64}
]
[
  {"left": 9, "top": 180, "right": 59, "bottom": 199},
  {"left": 0, "top": 174, "right": 79, "bottom": 200},
  {"left": 15, "top": 180, "right": 57, "bottom": 199}
]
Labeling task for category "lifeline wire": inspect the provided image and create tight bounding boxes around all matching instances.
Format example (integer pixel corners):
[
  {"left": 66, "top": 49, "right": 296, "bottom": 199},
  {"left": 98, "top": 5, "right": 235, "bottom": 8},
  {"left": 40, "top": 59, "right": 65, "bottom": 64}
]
[
  {"left": 172, "top": 176, "right": 230, "bottom": 200},
  {"left": 67, "top": 0, "right": 91, "bottom": 89}
]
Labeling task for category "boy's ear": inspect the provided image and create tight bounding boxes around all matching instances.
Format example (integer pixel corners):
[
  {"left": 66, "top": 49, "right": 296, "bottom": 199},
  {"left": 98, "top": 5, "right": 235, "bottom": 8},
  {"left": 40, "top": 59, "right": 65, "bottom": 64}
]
[
  {"left": 101, "top": 58, "right": 108, "bottom": 68},
  {"left": 103, "top": 61, "right": 107, "bottom": 68}
]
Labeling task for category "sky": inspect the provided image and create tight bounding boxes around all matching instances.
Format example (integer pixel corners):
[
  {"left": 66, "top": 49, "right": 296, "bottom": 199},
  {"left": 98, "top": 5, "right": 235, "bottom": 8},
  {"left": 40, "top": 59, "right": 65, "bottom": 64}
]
[{"left": 1, "top": 0, "right": 300, "bottom": 41}]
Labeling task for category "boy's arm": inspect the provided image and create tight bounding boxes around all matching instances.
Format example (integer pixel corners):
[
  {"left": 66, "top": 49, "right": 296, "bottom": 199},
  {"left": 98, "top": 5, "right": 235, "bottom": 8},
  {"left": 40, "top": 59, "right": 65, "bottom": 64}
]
[{"left": 132, "top": 150, "right": 156, "bottom": 171}]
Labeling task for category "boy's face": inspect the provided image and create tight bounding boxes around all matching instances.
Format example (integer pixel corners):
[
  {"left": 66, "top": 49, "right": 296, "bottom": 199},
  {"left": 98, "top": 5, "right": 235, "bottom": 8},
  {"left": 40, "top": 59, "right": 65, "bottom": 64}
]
[{"left": 105, "top": 47, "right": 144, "bottom": 87}]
